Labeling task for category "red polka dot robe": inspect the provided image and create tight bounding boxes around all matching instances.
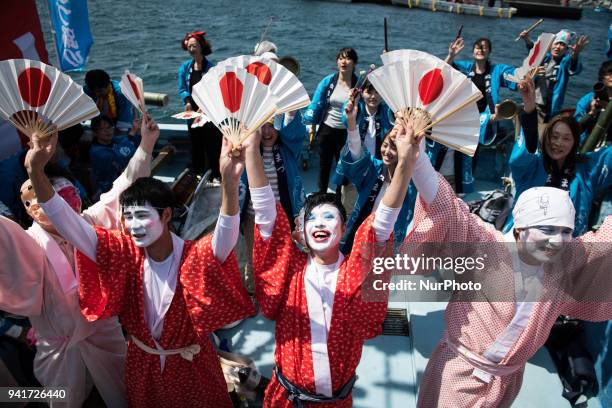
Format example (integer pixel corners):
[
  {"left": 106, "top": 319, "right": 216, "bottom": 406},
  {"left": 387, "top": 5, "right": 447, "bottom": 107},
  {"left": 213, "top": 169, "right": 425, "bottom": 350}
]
[
  {"left": 406, "top": 176, "right": 612, "bottom": 408},
  {"left": 253, "top": 203, "right": 393, "bottom": 408},
  {"left": 76, "top": 228, "right": 256, "bottom": 407}
]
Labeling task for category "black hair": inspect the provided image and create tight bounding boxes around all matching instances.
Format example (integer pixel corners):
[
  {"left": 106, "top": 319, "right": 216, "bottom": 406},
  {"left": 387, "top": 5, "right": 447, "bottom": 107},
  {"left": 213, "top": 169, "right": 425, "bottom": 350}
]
[
  {"left": 598, "top": 60, "right": 612, "bottom": 81},
  {"left": 336, "top": 47, "right": 358, "bottom": 65},
  {"left": 44, "top": 162, "right": 80, "bottom": 188},
  {"left": 85, "top": 69, "right": 111, "bottom": 90},
  {"left": 119, "top": 177, "right": 177, "bottom": 217},
  {"left": 473, "top": 37, "right": 492, "bottom": 53},
  {"left": 361, "top": 79, "right": 376, "bottom": 94},
  {"left": 90, "top": 115, "right": 114, "bottom": 132},
  {"left": 303, "top": 192, "right": 347, "bottom": 226},
  {"left": 181, "top": 33, "right": 212, "bottom": 56},
  {"left": 541, "top": 115, "right": 584, "bottom": 173}
]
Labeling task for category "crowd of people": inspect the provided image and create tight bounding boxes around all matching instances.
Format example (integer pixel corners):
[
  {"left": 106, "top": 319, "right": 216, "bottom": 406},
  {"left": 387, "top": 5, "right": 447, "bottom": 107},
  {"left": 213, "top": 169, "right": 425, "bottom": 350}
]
[{"left": 0, "top": 25, "right": 611, "bottom": 408}]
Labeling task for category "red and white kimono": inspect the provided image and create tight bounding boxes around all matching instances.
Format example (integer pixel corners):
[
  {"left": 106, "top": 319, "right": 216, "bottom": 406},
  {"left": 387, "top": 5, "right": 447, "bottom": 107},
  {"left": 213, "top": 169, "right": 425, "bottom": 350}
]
[
  {"left": 408, "top": 176, "right": 612, "bottom": 408},
  {"left": 253, "top": 202, "right": 392, "bottom": 408},
  {"left": 75, "top": 227, "right": 256, "bottom": 407}
]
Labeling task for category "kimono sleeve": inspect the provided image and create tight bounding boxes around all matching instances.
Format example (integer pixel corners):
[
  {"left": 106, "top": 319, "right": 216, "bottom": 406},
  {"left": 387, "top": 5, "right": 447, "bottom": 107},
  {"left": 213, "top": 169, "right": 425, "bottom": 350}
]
[
  {"left": 587, "top": 146, "right": 612, "bottom": 194},
  {"left": 181, "top": 237, "right": 256, "bottom": 336},
  {"left": 303, "top": 76, "right": 330, "bottom": 125},
  {"left": 0, "top": 217, "right": 45, "bottom": 316},
  {"left": 341, "top": 148, "right": 378, "bottom": 192},
  {"left": 560, "top": 217, "right": 612, "bottom": 321},
  {"left": 408, "top": 174, "right": 498, "bottom": 244},
  {"left": 75, "top": 226, "right": 141, "bottom": 322},
  {"left": 452, "top": 60, "right": 472, "bottom": 75},
  {"left": 252, "top": 202, "right": 299, "bottom": 320},
  {"left": 497, "top": 64, "right": 518, "bottom": 91},
  {"left": 509, "top": 128, "right": 541, "bottom": 185},
  {"left": 178, "top": 61, "right": 191, "bottom": 104},
  {"left": 344, "top": 213, "right": 394, "bottom": 339},
  {"left": 279, "top": 111, "right": 307, "bottom": 159}
]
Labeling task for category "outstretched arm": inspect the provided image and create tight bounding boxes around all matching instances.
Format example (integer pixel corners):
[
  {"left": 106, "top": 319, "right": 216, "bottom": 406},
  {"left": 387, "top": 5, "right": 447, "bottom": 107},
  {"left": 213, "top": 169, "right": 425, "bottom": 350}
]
[
  {"left": 243, "top": 129, "right": 277, "bottom": 239},
  {"left": 26, "top": 133, "right": 98, "bottom": 261},
  {"left": 211, "top": 137, "right": 244, "bottom": 263},
  {"left": 445, "top": 37, "right": 464, "bottom": 65}
]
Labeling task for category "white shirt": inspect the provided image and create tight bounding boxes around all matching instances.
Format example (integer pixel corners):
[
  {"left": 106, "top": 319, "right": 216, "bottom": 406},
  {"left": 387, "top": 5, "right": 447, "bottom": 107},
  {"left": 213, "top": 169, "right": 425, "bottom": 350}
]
[{"left": 363, "top": 114, "right": 377, "bottom": 156}]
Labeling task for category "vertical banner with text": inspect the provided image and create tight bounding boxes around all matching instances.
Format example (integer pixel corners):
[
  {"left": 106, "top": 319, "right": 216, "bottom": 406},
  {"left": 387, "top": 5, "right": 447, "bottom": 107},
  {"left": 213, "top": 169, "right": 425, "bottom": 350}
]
[{"left": 47, "top": 0, "right": 93, "bottom": 72}]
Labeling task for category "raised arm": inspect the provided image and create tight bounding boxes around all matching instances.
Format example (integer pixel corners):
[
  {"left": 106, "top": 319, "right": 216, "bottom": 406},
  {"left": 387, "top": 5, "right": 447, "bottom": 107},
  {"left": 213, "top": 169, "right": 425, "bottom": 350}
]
[
  {"left": 518, "top": 75, "right": 539, "bottom": 153},
  {"left": 82, "top": 113, "right": 159, "bottom": 228},
  {"left": 25, "top": 133, "right": 98, "bottom": 261},
  {"left": 243, "top": 128, "right": 276, "bottom": 239},
  {"left": 445, "top": 37, "right": 464, "bottom": 65},
  {"left": 345, "top": 90, "right": 363, "bottom": 159},
  {"left": 211, "top": 137, "right": 243, "bottom": 263},
  {"left": 373, "top": 121, "right": 421, "bottom": 242}
]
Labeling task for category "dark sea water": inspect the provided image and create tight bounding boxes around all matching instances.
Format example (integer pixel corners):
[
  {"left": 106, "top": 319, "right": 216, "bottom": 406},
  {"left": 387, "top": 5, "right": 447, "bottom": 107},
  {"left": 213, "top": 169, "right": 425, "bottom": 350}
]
[{"left": 36, "top": 0, "right": 611, "bottom": 123}]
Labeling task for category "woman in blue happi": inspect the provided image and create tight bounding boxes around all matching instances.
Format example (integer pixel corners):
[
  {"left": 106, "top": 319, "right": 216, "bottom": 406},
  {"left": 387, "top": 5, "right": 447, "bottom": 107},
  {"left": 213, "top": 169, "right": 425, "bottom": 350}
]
[
  {"left": 504, "top": 76, "right": 611, "bottom": 236},
  {"left": 84, "top": 69, "right": 134, "bottom": 132},
  {"left": 178, "top": 30, "right": 222, "bottom": 177},
  {"left": 439, "top": 36, "right": 518, "bottom": 193},
  {"left": 520, "top": 29, "right": 588, "bottom": 123},
  {"left": 574, "top": 60, "right": 612, "bottom": 146},
  {"left": 89, "top": 115, "right": 138, "bottom": 200},
  {"left": 338, "top": 93, "right": 416, "bottom": 254},
  {"left": 333, "top": 80, "right": 394, "bottom": 186},
  {"left": 303, "top": 47, "right": 358, "bottom": 192}
]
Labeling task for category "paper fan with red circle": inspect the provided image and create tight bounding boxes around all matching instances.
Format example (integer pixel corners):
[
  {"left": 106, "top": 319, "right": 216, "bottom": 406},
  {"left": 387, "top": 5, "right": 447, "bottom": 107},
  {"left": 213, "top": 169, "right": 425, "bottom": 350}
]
[
  {"left": 119, "top": 70, "right": 146, "bottom": 113},
  {"left": 191, "top": 65, "right": 278, "bottom": 146},
  {"left": 506, "top": 33, "right": 554, "bottom": 83},
  {"left": 211, "top": 55, "right": 310, "bottom": 114},
  {"left": 0, "top": 59, "right": 99, "bottom": 139},
  {"left": 368, "top": 49, "right": 482, "bottom": 156}
]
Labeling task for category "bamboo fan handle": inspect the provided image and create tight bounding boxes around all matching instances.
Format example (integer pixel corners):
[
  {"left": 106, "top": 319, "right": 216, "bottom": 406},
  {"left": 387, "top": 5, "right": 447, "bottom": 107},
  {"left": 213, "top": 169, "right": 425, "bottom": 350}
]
[
  {"left": 514, "top": 19, "right": 544, "bottom": 42},
  {"left": 416, "top": 92, "right": 482, "bottom": 135},
  {"left": 236, "top": 107, "right": 278, "bottom": 146}
]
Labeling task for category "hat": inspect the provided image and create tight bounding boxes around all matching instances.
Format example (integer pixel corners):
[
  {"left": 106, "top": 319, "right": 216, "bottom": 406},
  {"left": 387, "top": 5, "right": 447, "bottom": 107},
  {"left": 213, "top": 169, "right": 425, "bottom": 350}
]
[
  {"left": 512, "top": 186, "right": 575, "bottom": 230},
  {"left": 553, "top": 29, "right": 576, "bottom": 46},
  {"left": 254, "top": 40, "right": 278, "bottom": 56}
]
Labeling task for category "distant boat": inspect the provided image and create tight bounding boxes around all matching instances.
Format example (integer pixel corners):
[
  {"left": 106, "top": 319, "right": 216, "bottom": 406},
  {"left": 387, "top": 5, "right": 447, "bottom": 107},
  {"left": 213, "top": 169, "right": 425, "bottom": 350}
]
[
  {"left": 390, "top": 0, "right": 518, "bottom": 18},
  {"left": 505, "top": 0, "right": 583, "bottom": 19}
]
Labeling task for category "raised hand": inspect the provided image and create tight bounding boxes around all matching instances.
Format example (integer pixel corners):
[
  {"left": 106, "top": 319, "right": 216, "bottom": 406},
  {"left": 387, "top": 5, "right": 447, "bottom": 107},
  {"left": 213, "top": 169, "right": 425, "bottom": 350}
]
[
  {"left": 219, "top": 136, "right": 245, "bottom": 186},
  {"left": 24, "top": 131, "right": 58, "bottom": 174},
  {"left": 518, "top": 75, "right": 536, "bottom": 114},
  {"left": 446, "top": 37, "right": 464, "bottom": 63},
  {"left": 139, "top": 113, "right": 160, "bottom": 152},
  {"left": 571, "top": 35, "right": 589, "bottom": 55},
  {"left": 345, "top": 89, "right": 360, "bottom": 130}
]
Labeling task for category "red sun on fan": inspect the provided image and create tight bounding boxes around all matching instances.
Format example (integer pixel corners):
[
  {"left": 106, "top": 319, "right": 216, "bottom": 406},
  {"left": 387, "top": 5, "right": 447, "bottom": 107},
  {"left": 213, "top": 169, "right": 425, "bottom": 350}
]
[
  {"left": 418, "top": 68, "right": 444, "bottom": 106},
  {"left": 220, "top": 72, "right": 244, "bottom": 113},
  {"left": 246, "top": 62, "right": 272, "bottom": 85},
  {"left": 18, "top": 68, "right": 52, "bottom": 108},
  {"left": 528, "top": 41, "right": 541, "bottom": 66}
]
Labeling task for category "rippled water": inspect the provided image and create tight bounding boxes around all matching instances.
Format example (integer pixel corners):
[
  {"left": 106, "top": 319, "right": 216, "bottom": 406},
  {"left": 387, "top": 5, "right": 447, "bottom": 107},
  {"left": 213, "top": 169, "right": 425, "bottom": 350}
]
[{"left": 36, "top": 0, "right": 610, "bottom": 122}]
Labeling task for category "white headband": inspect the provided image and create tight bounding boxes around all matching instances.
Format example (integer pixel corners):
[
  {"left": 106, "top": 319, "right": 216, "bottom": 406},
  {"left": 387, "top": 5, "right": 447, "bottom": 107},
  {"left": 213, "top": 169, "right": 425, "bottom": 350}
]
[{"left": 513, "top": 186, "right": 575, "bottom": 230}]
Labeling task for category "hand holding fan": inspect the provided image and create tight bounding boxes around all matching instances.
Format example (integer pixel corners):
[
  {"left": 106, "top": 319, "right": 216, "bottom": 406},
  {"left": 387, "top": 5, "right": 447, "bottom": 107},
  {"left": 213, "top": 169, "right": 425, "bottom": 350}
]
[
  {"left": 368, "top": 49, "right": 482, "bottom": 156},
  {"left": 506, "top": 33, "right": 554, "bottom": 84},
  {"left": 119, "top": 71, "right": 146, "bottom": 113},
  {"left": 191, "top": 65, "right": 278, "bottom": 150},
  {"left": 0, "top": 59, "right": 99, "bottom": 139},
  {"left": 212, "top": 55, "right": 310, "bottom": 114}
]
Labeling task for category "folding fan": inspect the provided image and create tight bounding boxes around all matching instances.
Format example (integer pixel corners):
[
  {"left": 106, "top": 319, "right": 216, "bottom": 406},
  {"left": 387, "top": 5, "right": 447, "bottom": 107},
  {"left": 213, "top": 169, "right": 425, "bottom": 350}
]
[
  {"left": 119, "top": 71, "right": 146, "bottom": 113},
  {"left": 0, "top": 59, "right": 99, "bottom": 139},
  {"left": 506, "top": 33, "right": 555, "bottom": 83},
  {"left": 171, "top": 111, "right": 204, "bottom": 120},
  {"left": 212, "top": 55, "right": 310, "bottom": 114},
  {"left": 191, "top": 65, "right": 278, "bottom": 147},
  {"left": 368, "top": 49, "right": 483, "bottom": 156}
]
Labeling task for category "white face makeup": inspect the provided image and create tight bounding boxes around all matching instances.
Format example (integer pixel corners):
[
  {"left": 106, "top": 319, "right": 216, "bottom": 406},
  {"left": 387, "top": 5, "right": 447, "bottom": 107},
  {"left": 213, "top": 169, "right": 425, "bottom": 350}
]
[
  {"left": 305, "top": 204, "right": 343, "bottom": 254},
  {"left": 122, "top": 204, "right": 165, "bottom": 248},
  {"left": 519, "top": 226, "right": 573, "bottom": 264}
]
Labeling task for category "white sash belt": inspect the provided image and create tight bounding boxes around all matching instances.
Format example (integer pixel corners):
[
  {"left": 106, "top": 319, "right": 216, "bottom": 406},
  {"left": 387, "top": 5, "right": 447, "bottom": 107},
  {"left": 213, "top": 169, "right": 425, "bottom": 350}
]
[{"left": 131, "top": 335, "right": 201, "bottom": 362}]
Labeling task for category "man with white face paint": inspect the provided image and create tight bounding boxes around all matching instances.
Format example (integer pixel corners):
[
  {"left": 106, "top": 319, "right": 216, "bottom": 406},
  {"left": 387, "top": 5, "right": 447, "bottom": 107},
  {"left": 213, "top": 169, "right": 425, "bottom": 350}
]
[
  {"left": 1, "top": 114, "right": 159, "bottom": 407},
  {"left": 245, "top": 117, "right": 422, "bottom": 407},
  {"left": 27, "top": 129, "right": 256, "bottom": 407},
  {"left": 404, "top": 138, "right": 612, "bottom": 408}
]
